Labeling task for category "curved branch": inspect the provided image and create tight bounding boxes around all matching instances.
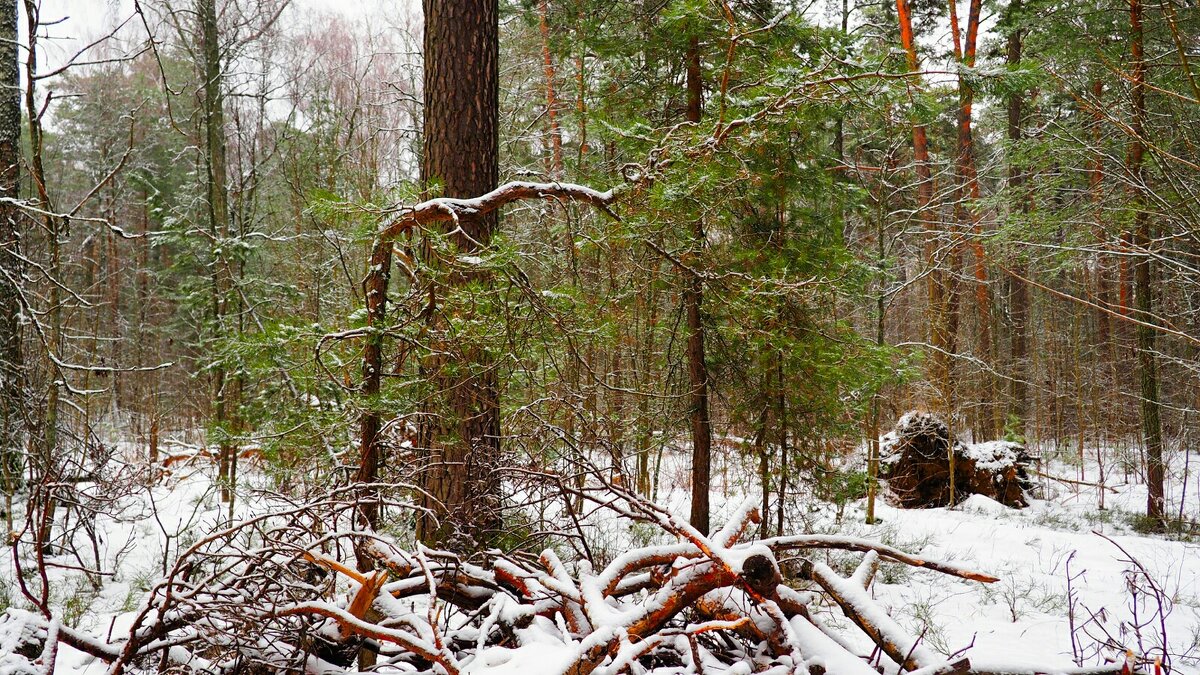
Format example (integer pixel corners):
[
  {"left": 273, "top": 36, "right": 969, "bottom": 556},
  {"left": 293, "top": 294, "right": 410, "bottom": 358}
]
[{"left": 378, "top": 181, "right": 621, "bottom": 242}]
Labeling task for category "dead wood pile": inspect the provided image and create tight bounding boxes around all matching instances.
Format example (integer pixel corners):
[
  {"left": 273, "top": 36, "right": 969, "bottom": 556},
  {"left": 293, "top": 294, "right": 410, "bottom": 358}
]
[{"left": 2, "top": 485, "right": 1149, "bottom": 675}]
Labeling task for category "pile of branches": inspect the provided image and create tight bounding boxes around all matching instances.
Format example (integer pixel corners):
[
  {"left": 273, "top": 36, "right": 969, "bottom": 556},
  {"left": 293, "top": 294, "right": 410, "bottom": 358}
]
[{"left": 1, "top": 485, "right": 1149, "bottom": 675}]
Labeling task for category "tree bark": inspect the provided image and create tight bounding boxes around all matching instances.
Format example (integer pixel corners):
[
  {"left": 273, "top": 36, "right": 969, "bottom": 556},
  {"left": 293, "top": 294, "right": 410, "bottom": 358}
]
[
  {"left": 1005, "top": 0, "right": 1029, "bottom": 435},
  {"left": 356, "top": 242, "right": 392, "bottom": 534},
  {"left": 417, "top": 0, "right": 502, "bottom": 548},
  {"left": 539, "top": 0, "right": 563, "bottom": 178},
  {"left": 1089, "top": 80, "right": 1111, "bottom": 356},
  {"left": 949, "top": 0, "right": 993, "bottom": 436},
  {"left": 23, "top": 0, "right": 61, "bottom": 549},
  {"left": 684, "top": 35, "right": 713, "bottom": 535},
  {"left": 1127, "top": 0, "right": 1165, "bottom": 523},
  {"left": 868, "top": 172, "right": 889, "bottom": 524},
  {"left": 574, "top": 5, "right": 588, "bottom": 167},
  {"left": 775, "top": 353, "right": 788, "bottom": 535},
  {"left": 0, "top": 0, "right": 21, "bottom": 513},
  {"left": 198, "top": 0, "right": 236, "bottom": 508},
  {"left": 895, "top": 0, "right": 950, "bottom": 413}
]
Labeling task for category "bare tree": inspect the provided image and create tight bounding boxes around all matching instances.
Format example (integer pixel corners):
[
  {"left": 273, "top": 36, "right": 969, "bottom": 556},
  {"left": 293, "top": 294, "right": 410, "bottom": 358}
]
[{"left": 0, "top": 0, "right": 21, "bottom": 529}]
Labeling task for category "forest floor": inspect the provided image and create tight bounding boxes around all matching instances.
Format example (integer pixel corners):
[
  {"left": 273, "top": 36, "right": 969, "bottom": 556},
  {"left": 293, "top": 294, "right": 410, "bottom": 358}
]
[{"left": 3, "top": 442, "right": 1199, "bottom": 674}]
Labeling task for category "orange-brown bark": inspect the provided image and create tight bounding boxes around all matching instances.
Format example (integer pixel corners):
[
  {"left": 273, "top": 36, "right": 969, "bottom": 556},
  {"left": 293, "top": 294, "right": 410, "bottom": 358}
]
[
  {"left": 896, "top": 0, "right": 951, "bottom": 409},
  {"left": 539, "top": 0, "right": 563, "bottom": 177},
  {"left": 949, "top": 0, "right": 993, "bottom": 432},
  {"left": 1127, "top": 0, "right": 1165, "bottom": 522}
]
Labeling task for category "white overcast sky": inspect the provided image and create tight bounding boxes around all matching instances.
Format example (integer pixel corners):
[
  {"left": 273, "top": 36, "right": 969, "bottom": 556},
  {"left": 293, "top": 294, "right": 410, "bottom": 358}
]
[
  {"left": 32, "top": 0, "right": 976, "bottom": 68},
  {"left": 32, "top": 0, "right": 407, "bottom": 72},
  {"left": 29, "top": 0, "right": 977, "bottom": 103}
]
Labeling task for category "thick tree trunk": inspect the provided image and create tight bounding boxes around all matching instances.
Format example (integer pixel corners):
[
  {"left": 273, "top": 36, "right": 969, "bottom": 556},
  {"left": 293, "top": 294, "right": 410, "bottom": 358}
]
[
  {"left": 0, "top": 0, "right": 21, "bottom": 515},
  {"left": 684, "top": 35, "right": 713, "bottom": 535},
  {"left": 950, "top": 0, "right": 994, "bottom": 437},
  {"left": 417, "top": 0, "right": 501, "bottom": 548},
  {"left": 1127, "top": 0, "right": 1165, "bottom": 523}
]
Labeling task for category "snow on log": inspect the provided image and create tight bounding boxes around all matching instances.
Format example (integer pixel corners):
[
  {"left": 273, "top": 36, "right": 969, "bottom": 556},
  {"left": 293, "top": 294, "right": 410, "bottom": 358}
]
[{"left": 808, "top": 560, "right": 940, "bottom": 671}]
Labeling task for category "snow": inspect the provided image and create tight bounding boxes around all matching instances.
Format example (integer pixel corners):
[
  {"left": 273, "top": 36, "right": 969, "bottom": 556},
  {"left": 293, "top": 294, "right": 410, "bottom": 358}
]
[
  {"left": 632, "top": 442, "right": 1199, "bottom": 672},
  {"left": 810, "top": 559, "right": 941, "bottom": 668},
  {"left": 2, "top": 439, "right": 1197, "bottom": 673},
  {"left": 965, "top": 439, "right": 1026, "bottom": 471},
  {"left": 957, "top": 493, "right": 1010, "bottom": 515},
  {"left": 462, "top": 642, "right": 573, "bottom": 674},
  {"left": 880, "top": 429, "right": 902, "bottom": 465},
  {"left": 789, "top": 613, "right": 879, "bottom": 674},
  {"left": 847, "top": 461, "right": 1200, "bottom": 672}
]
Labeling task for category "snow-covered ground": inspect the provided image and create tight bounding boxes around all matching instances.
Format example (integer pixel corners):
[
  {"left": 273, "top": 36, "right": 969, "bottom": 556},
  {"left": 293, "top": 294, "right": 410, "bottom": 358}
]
[
  {"left": 0, "top": 449, "right": 265, "bottom": 675},
  {"left": 2, "top": 441, "right": 1198, "bottom": 673},
  {"left": 634, "top": 444, "right": 1200, "bottom": 672},
  {"left": 848, "top": 490, "right": 1198, "bottom": 672}
]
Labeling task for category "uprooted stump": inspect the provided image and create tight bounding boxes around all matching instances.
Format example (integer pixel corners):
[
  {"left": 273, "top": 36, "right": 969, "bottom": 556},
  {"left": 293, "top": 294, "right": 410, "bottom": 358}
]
[{"left": 880, "top": 411, "right": 1035, "bottom": 508}]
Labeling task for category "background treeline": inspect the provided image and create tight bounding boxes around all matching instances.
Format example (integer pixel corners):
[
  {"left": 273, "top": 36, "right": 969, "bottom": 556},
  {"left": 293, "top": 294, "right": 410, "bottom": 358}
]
[{"left": 1, "top": 0, "right": 1198, "bottom": 541}]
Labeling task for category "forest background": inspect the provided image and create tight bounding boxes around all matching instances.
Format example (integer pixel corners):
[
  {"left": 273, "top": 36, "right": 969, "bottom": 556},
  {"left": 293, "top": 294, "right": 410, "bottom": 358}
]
[{"left": 0, "top": 0, "right": 1198, "bottom": 562}]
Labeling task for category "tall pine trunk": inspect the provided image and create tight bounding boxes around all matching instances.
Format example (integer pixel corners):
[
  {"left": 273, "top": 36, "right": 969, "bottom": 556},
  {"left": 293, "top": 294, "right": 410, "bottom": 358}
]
[
  {"left": 1127, "top": 0, "right": 1165, "bottom": 523},
  {"left": 896, "top": 0, "right": 949, "bottom": 414},
  {"left": 199, "top": 0, "right": 236, "bottom": 509},
  {"left": 1005, "top": 0, "right": 1029, "bottom": 436},
  {"left": 949, "top": 0, "right": 993, "bottom": 437},
  {"left": 685, "top": 35, "right": 713, "bottom": 535},
  {"left": 0, "top": 0, "right": 20, "bottom": 529},
  {"left": 539, "top": 0, "right": 563, "bottom": 178},
  {"left": 417, "top": 0, "right": 502, "bottom": 548}
]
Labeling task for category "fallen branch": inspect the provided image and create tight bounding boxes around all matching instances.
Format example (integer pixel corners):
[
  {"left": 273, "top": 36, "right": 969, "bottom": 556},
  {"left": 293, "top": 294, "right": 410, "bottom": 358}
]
[
  {"left": 763, "top": 533, "right": 1001, "bottom": 583},
  {"left": 808, "top": 560, "right": 941, "bottom": 671},
  {"left": 1035, "top": 469, "right": 1120, "bottom": 493}
]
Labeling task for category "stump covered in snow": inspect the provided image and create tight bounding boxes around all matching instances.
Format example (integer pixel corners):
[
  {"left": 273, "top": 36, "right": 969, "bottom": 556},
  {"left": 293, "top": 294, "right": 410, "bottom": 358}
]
[{"left": 879, "top": 411, "right": 1035, "bottom": 508}]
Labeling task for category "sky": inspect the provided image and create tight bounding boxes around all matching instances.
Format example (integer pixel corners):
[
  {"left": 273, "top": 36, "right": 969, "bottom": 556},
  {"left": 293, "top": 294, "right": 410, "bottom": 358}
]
[
  {"left": 33, "top": 0, "right": 978, "bottom": 74},
  {"left": 32, "top": 0, "right": 407, "bottom": 72}
]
